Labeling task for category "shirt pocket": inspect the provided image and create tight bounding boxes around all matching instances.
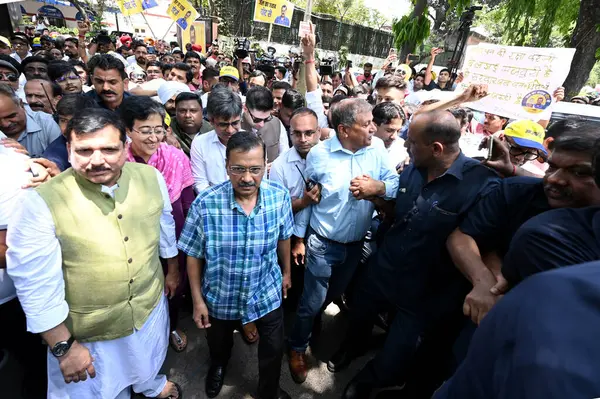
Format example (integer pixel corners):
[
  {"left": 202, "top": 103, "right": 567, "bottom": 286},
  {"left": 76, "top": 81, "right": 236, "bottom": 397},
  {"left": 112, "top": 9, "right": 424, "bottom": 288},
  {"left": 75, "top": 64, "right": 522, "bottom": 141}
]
[{"left": 423, "top": 204, "right": 459, "bottom": 236}]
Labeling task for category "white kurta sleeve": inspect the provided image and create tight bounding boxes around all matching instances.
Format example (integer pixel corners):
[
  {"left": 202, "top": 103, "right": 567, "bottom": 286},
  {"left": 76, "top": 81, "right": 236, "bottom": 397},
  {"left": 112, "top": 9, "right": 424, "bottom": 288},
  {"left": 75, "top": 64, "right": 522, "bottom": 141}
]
[
  {"left": 154, "top": 169, "right": 178, "bottom": 259},
  {"left": 6, "top": 190, "right": 69, "bottom": 333}
]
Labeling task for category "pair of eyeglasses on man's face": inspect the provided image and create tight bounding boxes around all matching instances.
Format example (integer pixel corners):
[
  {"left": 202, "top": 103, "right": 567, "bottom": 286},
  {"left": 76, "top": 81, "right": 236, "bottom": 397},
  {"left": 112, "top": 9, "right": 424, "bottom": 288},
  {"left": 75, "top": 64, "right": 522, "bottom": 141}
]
[
  {"left": 291, "top": 130, "right": 317, "bottom": 138},
  {"left": 228, "top": 166, "right": 264, "bottom": 176},
  {"left": 56, "top": 74, "right": 80, "bottom": 83},
  {"left": 247, "top": 109, "right": 273, "bottom": 124},
  {"left": 216, "top": 119, "right": 241, "bottom": 129},
  {"left": 506, "top": 141, "right": 542, "bottom": 161}
]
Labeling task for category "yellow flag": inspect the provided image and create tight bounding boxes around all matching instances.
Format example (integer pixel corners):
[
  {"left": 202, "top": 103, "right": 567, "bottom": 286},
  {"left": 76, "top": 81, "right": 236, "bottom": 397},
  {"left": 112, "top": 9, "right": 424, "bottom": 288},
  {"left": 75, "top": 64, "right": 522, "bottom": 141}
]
[
  {"left": 167, "top": 0, "right": 199, "bottom": 31},
  {"left": 116, "top": 0, "right": 144, "bottom": 17}
]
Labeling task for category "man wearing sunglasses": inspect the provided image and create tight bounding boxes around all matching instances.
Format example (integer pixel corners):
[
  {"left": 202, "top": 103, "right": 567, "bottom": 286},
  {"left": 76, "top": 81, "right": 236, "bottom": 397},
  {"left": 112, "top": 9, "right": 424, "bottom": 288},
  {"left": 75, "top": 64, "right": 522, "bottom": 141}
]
[
  {"left": 242, "top": 86, "right": 289, "bottom": 164},
  {"left": 0, "top": 56, "right": 21, "bottom": 93}
]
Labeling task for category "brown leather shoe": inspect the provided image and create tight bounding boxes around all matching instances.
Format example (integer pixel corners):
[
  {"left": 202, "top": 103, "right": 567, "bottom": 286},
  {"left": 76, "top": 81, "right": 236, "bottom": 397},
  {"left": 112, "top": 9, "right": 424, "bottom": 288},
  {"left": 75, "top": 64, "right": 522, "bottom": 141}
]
[{"left": 288, "top": 349, "right": 308, "bottom": 384}]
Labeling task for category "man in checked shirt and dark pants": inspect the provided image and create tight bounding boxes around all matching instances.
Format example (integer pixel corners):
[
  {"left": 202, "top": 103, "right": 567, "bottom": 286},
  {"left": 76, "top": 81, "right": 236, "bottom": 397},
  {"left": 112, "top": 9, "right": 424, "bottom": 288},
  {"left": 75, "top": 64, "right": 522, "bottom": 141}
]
[{"left": 178, "top": 131, "right": 294, "bottom": 399}]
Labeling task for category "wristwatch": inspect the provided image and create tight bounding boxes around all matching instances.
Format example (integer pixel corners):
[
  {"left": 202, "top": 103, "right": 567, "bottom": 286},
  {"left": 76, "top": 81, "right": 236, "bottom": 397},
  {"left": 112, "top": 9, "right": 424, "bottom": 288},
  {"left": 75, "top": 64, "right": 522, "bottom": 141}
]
[{"left": 51, "top": 336, "right": 75, "bottom": 357}]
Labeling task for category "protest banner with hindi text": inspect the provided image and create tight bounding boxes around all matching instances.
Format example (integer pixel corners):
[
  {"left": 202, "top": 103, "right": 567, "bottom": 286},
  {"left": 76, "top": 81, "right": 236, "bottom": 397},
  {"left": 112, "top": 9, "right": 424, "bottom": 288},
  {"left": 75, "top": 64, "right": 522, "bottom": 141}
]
[
  {"left": 254, "top": 0, "right": 294, "bottom": 28},
  {"left": 458, "top": 44, "right": 576, "bottom": 120}
]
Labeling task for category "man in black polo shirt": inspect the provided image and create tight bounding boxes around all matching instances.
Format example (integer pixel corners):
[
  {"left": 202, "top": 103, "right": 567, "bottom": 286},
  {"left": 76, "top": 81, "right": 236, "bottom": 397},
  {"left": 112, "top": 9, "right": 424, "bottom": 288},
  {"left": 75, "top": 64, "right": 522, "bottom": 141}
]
[
  {"left": 433, "top": 261, "right": 600, "bottom": 399},
  {"left": 85, "top": 54, "right": 130, "bottom": 111},
  {"left": 328, "top": 111, "right": 500, "bottom": 399},
  {"left": 447, "top": 119, "right": 600, "bottom": 324}
]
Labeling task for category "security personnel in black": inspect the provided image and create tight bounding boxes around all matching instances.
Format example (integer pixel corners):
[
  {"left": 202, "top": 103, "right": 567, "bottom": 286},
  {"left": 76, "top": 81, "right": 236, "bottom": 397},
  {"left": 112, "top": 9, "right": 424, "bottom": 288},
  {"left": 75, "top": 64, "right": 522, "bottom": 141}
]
[{"left": 328, "top": 110, "right": 500, "bottom": 399}]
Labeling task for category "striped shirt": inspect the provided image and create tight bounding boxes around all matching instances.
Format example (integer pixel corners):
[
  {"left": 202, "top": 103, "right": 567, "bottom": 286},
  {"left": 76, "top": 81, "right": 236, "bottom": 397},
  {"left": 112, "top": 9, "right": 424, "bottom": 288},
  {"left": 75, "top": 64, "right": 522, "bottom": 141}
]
[{"left": 178, "top": 179, "right": 294, "bottom": 323}]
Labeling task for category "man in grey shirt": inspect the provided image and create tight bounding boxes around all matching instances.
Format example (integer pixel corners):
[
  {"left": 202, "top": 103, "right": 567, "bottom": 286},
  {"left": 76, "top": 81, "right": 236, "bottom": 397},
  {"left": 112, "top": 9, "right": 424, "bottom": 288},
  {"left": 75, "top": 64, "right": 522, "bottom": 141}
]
[{"left": 0, "top": 84, "right": 61, "bottom": 158}]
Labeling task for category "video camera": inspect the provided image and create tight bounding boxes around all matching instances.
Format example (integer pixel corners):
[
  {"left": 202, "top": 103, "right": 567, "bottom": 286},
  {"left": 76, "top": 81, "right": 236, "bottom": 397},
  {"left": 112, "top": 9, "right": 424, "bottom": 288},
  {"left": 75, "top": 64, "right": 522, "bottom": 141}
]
[
  {"left": 234, "top": 37, "right": 251, "bottom": 59},
  {"left": 320, "top": 57, "right": 335, "bottom": 76}
]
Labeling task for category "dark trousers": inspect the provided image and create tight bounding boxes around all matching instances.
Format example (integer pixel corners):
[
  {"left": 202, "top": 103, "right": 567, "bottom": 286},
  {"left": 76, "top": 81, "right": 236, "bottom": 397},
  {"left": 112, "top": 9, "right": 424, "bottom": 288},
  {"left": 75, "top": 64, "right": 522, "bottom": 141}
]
[
  {"left": 341, "top": 268, "right": 469, "bottom": 389},
  {"left": 206, "top": 307, "right": 284, "bottom": 399},
  {"left": 0, "top": 298, "right": 47, "bottom": 398}
]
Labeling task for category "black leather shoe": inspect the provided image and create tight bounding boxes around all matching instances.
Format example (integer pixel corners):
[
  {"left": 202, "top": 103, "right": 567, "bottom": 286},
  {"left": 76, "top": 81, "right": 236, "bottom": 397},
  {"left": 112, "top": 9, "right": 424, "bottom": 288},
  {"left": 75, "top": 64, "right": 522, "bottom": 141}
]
[
  {"left": 205, "top": 365, "right": 226, "bottom": 398},
  {"left": 327, "top": 347, "right": 356, "bottom": 373},
  {"left": 277, "top": 387, "right": 291, "bottom": 399},
  {"left": 342, "top": 378, "right": 375, "bottom": 399}
]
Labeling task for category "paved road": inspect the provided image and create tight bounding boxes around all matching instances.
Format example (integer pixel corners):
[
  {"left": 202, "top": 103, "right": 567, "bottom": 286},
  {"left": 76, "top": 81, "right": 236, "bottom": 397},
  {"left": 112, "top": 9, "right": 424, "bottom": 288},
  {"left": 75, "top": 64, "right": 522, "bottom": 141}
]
[
  {"left": 4, "top": 304, "right": 385, "bottom": 399},
  {"left": 161, "top": 304, "right": 382, "bottom": 399}
]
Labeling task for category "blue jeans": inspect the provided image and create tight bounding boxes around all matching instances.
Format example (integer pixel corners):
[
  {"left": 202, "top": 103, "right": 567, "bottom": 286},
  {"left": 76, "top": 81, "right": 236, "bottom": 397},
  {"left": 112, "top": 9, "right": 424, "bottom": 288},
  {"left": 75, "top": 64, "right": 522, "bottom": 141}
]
[{"left": 289, "top": 229, "right": 363, "bottom": 352}]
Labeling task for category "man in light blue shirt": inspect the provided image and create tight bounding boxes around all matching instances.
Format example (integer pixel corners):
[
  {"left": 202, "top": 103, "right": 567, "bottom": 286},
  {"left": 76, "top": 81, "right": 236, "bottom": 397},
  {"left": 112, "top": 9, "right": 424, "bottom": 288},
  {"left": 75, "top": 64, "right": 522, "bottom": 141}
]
[
  {"left": 0, "top": 84, "right": 61, "bottom": 158},
  {"left": 287, "top": 98, "right": 399, "bottom": 383}
]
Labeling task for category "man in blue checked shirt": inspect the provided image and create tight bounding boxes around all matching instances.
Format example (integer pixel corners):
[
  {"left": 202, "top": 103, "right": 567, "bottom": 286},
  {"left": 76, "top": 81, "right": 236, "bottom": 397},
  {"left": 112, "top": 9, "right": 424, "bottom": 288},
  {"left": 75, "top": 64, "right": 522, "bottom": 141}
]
[
  {"left": 287, "top": 98, "right": 399, "bottom": 384},
  {"left": 178, "top": 131, "right": 294, "bottom": 399}
]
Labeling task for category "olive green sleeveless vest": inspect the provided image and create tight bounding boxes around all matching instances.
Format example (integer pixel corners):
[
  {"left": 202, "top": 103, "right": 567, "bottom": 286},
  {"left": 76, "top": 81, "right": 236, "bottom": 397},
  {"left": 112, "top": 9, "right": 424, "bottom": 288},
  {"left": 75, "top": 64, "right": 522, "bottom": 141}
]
[{"left": 36, "top": 163, "right": 165, "bottom": 342}]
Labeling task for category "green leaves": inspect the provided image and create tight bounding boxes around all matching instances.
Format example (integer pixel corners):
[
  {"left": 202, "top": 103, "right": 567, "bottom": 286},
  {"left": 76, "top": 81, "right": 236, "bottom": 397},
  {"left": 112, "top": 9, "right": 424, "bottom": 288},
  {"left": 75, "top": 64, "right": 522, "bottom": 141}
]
[
  {"left": 392, "top": 8, "right": 431, "bottom": 49},
  {"left": 503, "top": 0, "right": 580, "bottom": 47}
]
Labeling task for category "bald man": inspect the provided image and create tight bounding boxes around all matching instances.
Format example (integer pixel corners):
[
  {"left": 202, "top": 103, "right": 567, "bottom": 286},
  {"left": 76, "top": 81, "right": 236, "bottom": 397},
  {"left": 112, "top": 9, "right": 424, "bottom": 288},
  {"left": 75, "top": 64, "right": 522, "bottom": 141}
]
[
  {"left": 329, "top": 111, "right": 501, "bottom": 399},
  {"left": 24, "top": 79, "right": 62, "bottom": 114}
]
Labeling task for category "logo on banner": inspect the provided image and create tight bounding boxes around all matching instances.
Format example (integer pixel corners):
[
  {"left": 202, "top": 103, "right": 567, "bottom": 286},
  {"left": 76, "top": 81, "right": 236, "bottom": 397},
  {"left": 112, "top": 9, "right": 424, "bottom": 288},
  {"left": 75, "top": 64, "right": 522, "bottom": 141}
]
[{"left": 521, "top": 90, "right": 552, "bottom": 114}]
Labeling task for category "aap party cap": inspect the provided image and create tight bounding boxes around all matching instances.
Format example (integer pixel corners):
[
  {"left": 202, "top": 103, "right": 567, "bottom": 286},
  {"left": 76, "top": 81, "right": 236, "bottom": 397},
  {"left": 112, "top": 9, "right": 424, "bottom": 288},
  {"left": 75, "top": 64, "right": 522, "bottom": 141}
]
[
  {"left": 503, "top": 120, "right": 547, "bottom": 155},
  {"left": 219, "top": 66, "right": 239, "bottom": 81}
]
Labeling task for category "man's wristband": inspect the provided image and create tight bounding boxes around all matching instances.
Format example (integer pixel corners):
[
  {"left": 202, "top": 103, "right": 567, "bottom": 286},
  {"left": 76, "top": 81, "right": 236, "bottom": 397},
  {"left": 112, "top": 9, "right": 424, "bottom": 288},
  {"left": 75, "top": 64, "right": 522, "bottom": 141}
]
[
  {"left": 511, "top": 164, "right": 517, "bottom": 176},
  {"left": 304, "top": 59, "right": 315, "bottom": 65}
]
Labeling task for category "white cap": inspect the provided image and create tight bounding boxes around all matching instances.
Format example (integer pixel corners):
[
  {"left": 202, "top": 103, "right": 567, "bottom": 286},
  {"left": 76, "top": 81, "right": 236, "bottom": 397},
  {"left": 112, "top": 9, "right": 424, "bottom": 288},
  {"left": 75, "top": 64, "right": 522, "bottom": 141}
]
[{"left": 158, "top": 81, "right": 191, "bottom": 105}]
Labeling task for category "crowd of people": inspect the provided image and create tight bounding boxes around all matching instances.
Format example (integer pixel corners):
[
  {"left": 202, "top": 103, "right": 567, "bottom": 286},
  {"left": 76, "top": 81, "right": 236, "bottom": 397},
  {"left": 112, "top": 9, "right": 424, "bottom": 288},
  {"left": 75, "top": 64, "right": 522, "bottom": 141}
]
[{"left": 1, "top": 19, "right": 600, "bottom": 399}]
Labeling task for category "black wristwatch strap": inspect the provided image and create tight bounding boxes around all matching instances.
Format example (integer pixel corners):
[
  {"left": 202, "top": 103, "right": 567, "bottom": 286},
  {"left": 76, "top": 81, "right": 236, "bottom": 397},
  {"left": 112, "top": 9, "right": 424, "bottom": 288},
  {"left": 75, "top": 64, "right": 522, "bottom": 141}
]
[{"left": 51, "top": 335, "right": 75, "bottom": 357}]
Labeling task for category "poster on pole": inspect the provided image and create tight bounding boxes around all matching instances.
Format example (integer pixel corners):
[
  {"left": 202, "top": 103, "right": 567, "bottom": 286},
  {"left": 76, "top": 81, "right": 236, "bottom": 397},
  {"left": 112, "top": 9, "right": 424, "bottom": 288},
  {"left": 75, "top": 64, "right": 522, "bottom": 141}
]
[
  {"left": 458, "top": 44, "right": 576, "bottom": 120},
  {"left": 167, "top": 0, "right": 199, "bottom": 31},
  {"left": 116, "top": 0, "right": 144, "bottom": 16},
  {"left": 254, "top": 0, "right": 294, "bottom": 28},
  {"left": 182, "top": 20, "right": 206, "bottom": 53}
]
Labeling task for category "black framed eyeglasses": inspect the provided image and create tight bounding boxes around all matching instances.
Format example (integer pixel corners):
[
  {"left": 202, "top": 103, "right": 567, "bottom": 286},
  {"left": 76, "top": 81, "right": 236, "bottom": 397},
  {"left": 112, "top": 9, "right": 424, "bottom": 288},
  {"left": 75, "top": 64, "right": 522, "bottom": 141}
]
[
  {"left": 247, "top": 108, "right": 273, "bottom": 124},
  {"left": 506, "top": 141, "right": 542, "bottom": 161}
]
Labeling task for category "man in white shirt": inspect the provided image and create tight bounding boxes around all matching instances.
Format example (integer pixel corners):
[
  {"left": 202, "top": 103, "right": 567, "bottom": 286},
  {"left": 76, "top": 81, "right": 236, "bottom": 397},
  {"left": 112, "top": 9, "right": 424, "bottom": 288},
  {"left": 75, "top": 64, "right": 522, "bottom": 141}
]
[
  {"left": 7, "top": 108, "right": 182, "bottom": 399},
  {"left": 269, "top": 107, "right": 322, "bottom": 305},
  {"left": 372, "top": 102, "right": 408, "bottom": 171},
  {"left": 0, "top": 140, "right": 49, "bottom": 398},
  {"left": 190, "top": 85, "right": 243, "bottom": 193}
]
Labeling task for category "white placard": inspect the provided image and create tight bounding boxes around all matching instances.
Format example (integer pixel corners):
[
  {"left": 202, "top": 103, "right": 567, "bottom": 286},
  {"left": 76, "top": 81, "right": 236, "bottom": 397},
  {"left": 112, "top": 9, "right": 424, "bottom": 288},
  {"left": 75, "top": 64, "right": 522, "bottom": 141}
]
[{"left": 458, "top": 44, "right": 576, "bottom": 120}]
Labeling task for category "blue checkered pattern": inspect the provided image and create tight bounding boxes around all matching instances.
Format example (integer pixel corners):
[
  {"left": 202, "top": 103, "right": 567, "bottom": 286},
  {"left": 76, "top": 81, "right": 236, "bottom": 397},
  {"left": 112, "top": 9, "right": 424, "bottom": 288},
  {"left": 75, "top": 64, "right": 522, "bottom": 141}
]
[{"left": 178, "top": 179, "right": 294, "bottom": 323}]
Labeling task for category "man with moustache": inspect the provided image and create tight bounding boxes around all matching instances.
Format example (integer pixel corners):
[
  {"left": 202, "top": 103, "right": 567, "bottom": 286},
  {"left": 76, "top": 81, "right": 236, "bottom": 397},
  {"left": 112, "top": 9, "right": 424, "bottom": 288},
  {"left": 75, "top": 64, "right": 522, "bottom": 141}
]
[
  {"left": 172, "top": 92, "right": 213, "bottom": 156},
  {"left": 447, "top": 120, "right": 600, "bottom": 299},
  {"left": 190, "top": 85, "right": 243, "bottom": 193},
  {"left": 0, "top": 84, "right": 61, "bottom": 157},
  {"left": 179, "top": 131, "right": 294, "bottom": 399},
  {"left": 7, "top": 107, "right": 182, "bottom": 399},
  {"left": 86, "top": 54, "right": 130, "bottom": 111},
  {"left": 24, "top": 79, "right": 62, "bottom": 114},
  {"left": 22, "top": 56, "right": 49, "bottom": 81}
]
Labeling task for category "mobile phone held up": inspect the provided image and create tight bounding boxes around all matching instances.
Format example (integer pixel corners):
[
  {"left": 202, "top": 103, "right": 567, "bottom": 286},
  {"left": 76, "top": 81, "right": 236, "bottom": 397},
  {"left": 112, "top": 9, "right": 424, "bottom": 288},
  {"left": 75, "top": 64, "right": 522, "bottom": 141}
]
[{"left": 486, "top": 136, "right": 494, "bottom": 161}]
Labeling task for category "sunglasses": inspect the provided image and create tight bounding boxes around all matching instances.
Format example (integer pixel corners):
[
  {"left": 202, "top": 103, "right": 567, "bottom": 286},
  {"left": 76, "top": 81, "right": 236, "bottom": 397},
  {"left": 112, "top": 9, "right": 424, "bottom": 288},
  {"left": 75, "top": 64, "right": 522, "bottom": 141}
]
[
  {"left": 247, "top": 109, "right": 273, "bottom": 124},
  {"left": 0, "top": 72, "right": 18, "bottom": 82}
]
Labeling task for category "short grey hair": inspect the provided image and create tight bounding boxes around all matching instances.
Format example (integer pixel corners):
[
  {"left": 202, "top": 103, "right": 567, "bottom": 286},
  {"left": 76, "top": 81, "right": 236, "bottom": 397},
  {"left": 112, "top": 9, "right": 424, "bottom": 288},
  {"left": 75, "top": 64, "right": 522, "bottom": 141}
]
[
  {"left": 331, "top": 98, "right": 373, "bottom": 131},
  {"left": 0, "top": 83, "right": 21, "bottom": 106},
  {"left": 206, "top": 84, "right": 242, "bottom": 120}
]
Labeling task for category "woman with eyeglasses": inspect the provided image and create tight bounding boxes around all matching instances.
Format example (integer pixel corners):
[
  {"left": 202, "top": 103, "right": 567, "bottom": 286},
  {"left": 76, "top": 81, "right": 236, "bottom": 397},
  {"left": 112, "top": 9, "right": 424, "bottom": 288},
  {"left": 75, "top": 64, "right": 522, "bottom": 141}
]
[{"left": 120, "top": 95, "right": 195, "bottom": 354}]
